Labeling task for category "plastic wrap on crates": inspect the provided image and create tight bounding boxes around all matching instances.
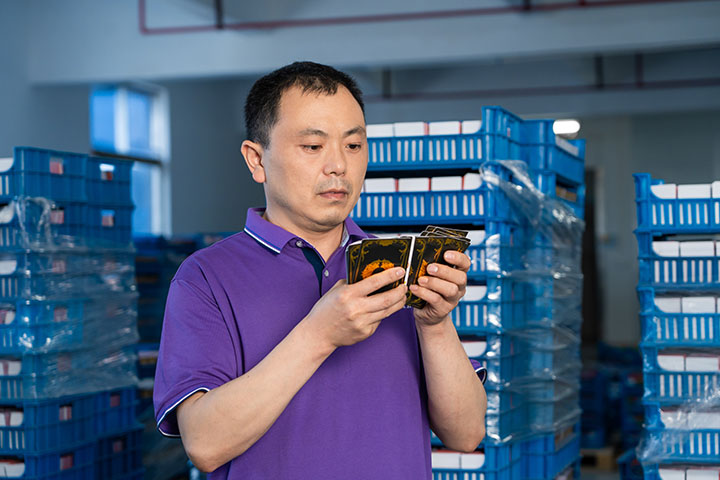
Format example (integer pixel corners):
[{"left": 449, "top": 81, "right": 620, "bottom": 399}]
[
  {"left": 637, "top": 390, "right": 720, "bottom": 465},
  {"left": 0, "top": 345, "right": 138, "bottom": 400},
  {"left": 480, "top": 160, "right": 584, "bottom": 251},
  {"left": 0, "top": 293, "right": 139, "bottom": 353}
]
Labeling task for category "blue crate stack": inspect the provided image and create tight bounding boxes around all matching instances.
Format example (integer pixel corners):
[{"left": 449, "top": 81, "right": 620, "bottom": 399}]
[
  {"left": 0, "top": 147, "right": 141, "bottom": 480},
  {"left": 353, "top": 107, "right": 585, "bottom": 479},
  {"left": 633, "top": 173, "right": 720, "bottom": 478}
]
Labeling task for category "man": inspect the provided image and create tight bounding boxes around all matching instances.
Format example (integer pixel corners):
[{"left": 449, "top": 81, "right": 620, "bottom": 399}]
[{"left": 154, "top": 61, "right": 487, "bottom": 479}]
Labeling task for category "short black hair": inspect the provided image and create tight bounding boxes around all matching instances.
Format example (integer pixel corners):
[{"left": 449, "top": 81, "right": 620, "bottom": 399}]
[{"left": 244, "top": 61, "right": 365, "bottom": 148}]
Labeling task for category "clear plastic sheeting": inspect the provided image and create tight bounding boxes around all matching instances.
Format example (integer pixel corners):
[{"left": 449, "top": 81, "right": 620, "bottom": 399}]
[
  {"left": 480, "top": 160, "right": 585, "bottom": 250},
  {"left": 0, "top": 195, "right": 139, "bottom": 399},
  {"left": 637, "top": 390, "right": 720, "bottom": 465}
]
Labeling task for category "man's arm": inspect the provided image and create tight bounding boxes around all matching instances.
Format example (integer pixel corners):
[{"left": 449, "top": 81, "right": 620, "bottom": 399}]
[
  {"left": 408, "top": 251, "right": 488, "bottom": 452},
  {"left": 176, "top": 267, "right": 408, "bottom": 473}
]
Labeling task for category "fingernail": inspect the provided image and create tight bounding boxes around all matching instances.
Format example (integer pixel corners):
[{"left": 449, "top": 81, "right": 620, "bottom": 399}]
[
  {"left": 445, "top": 251, "right": 455, "bottom": 260},
  {"left": 418, "top": 276, "right": 428, "bottom": 285},
  {"left": 427, "top": 265, "right": 438, "bottom": 274},
  {"left": 396, "top": 268, "right": 405, "bottom": 277}
]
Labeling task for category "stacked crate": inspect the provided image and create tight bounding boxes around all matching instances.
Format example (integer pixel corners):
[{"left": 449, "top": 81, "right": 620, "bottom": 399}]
[
  {"left": 633, "top": 174, "right": 720, "bottom": 478},
  {"left": 353, "top": 106, "right": 585, "bottom": 479},
  {"left": 0, "top": 147, "right": 141, "bottom": 480}
]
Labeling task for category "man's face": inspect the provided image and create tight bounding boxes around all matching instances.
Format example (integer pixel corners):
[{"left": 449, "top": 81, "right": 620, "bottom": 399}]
[{"left": 256, "top": 85, "right": 367, "bottom": 233}]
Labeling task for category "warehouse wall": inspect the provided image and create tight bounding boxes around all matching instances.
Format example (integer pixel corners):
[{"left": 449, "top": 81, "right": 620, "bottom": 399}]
[
  {"left": 162, "top": 79, "right": 264, "bottom": 234},
  {"left": 0, "top": 3, "right": 89, "bottom": 157}
]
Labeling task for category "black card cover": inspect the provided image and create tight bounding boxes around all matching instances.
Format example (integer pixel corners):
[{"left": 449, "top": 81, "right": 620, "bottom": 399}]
[{"left": 354, "top": 237, "right": 412, "bottom": 294}]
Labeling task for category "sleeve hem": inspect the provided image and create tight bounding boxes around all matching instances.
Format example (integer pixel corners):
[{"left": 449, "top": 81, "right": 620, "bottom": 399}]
[
  {"left": 157, "top": 386, "right": 212, "bottom": 438},
  {"left": 474, "top": 366, "right": 487, "bottom": 385}
]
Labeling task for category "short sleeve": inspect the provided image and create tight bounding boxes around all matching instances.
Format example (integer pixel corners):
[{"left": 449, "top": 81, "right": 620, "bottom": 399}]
[{"left": 153, "top": 269, "right": 238, "bottom": 437}]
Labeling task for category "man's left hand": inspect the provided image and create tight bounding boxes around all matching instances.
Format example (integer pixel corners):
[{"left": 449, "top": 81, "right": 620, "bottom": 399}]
[{"left": 410, "top": 250, "right": 471, "bottom": 326}]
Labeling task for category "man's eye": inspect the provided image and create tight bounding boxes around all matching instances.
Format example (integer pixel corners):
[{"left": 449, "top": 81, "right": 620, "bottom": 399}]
[
  {"left": 303, "top": 145, "right": 322, "bottom": 151},
  {"left": 347, "top": 144, "right": 362, "bottom": 151}
]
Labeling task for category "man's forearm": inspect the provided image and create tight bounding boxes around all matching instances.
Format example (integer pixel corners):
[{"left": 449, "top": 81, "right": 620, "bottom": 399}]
[
  {"left": 177, "top": 319, "right": 335, "bottom": 472},
  {"left": 416, "top": 316, "right": 487, "bottom": 452}
]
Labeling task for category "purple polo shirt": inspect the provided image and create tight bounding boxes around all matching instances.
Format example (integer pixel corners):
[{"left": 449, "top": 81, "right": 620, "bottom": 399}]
[{"left": 154, "top": 208, "right": 433, "bottom": 479}]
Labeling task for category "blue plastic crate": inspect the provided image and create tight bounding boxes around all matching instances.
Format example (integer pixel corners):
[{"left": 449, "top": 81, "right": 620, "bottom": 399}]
[
  {"left": 634, "top": 173, "right": 720, "bottom": 234},
  {"left": 464, "top": 334, "right": 528, "bottom": 386},
  {"left": 0, "top": 201, "right": 88, "bottom": 250},
  {"left": 351, "top": 187, "right": 518, "bottom": 227},
  {"left": 580, "top": 426, "right": 606, "bottom": 449},
  {"left": 0, "top": 395, "right": 94, "bottom": 454},
  {"left": 451, "top": 279, "right": 529, "bottom": 335},
  {"left": 0, "top": 299, "right": 87, "bottom": 354},
  {"left": 93, "top": 389, "right": 137, "bottom": 437},
  {"left": 0, "top": 147, "right": 87, "bottom": 203},
  {"left": 636, "top": 233, "right": 720, "bottom": 290},
  {"left": 638, "top": 286, "right": 720, "bottom": 346},
  {"left": 86, "top": 157, "right": 132, "bottom": 206},
  {"left": 526, "top": 389, "right": 581, "bottom": 434},
  {"left": 135, "top": 344, "right": 157, "bottom": 380},
  {"left": 642, "top": 426, "right": 720, "bottom": 464},
  {"left": 88, "top": 204, "right": 133, "bottom": 248},
  {"left": 522, "top": 140, "right": 585, "bottom": 188},
  {"left": 530, "top": 170, "right": 585, "bottom": 219},
  {"left": 485, "top": 387, "right": 528, "bottom": 443},
  {"left": 432, "top": 438, "right": 522, "bottom": 480},
  {"left": 466, "top": 222, "right": 526, "bottom": 282},
  {"left": 0, "top": 441, "right": 95, "bottom": 479},
  {"left": 641, "top": 345, "right": 720, "bottom": 404},
  {"left": 95, "top": 425, "right": 142, "bottom": 480},
  {"left": 522, "top": 422, "right": 580, "bottom": 480}
]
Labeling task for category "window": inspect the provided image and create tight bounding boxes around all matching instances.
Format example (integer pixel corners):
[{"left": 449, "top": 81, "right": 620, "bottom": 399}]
[{"left": 90, "top": 85, "right": 170, "bottom": 235}]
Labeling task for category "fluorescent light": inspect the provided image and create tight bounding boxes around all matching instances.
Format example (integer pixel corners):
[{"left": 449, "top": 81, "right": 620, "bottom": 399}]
[{"left": 553, "top": 119, "right": 581, "bottom": 135}]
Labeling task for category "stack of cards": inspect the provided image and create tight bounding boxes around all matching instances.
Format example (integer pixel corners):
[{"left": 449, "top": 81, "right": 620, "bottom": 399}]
[{"left": 346, "top": 226, "right": 471, "bottom": 308}]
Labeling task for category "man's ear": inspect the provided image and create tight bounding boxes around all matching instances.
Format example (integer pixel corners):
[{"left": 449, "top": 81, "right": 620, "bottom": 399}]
[{"left": 241, "top": 140, "right": 267, "bottom": 184}]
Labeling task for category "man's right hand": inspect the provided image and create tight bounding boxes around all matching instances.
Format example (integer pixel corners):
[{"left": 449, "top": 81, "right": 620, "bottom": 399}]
[{"left": 304, "top": 267, "right": 408, "bottom": 349}]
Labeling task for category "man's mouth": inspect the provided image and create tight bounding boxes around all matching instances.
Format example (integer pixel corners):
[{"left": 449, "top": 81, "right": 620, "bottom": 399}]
[{"left": 319, "top": 189, "right": 349, "bottom": 200}]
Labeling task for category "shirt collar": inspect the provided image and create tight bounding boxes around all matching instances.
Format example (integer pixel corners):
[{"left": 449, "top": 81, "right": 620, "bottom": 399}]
[{"left": 244, "top": 208, "right": 368, "bottom": 255}]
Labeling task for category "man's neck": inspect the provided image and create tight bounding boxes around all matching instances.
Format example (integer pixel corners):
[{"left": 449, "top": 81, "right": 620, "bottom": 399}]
[{"left": 262, "top": 209, "right": 345, "bottom": 262}]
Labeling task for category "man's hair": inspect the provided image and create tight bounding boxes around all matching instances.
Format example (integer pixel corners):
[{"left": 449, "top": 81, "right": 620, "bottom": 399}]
[{"left": 244, "top": 61, "right": 365, "bottom": 148}]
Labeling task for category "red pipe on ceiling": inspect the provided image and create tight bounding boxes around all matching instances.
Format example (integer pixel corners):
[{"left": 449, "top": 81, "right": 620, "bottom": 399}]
[{"left": 138, "top": 0, "right": 715, "bottom": 35}]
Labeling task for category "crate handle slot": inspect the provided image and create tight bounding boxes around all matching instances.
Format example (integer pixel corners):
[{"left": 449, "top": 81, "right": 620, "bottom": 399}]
[
  {"left": 102, "top": 209, "right": 115, "bottom": 228},
  {"left": 59, "top": 453, "right": 74, "bottom": 470},
  {"left": 59, "top": 404, "right": 73, "bottom": 422}
]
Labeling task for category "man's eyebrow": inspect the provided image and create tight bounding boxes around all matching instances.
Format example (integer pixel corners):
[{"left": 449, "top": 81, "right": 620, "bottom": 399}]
[
  {"left": 297, "top": 128, "right": 328, "bottom": 137},
  {"left": 344, "top": 126, "right": 366, "bottom": 137}
]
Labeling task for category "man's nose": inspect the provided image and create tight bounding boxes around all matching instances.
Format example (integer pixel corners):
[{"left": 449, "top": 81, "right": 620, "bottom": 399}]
[{"left": 323, "top": 144, "right": 347, "bottom": 176}]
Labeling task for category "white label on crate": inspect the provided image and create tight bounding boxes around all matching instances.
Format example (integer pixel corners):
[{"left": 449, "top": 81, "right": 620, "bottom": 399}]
[
  {"left": 0, "top": 309, "right": 15, "bottom": 325},
  {"left": 0, "top": 259, "right": 16, "bottom": 275},
  {"left": 651, "top": 184, "right": 677, "bottom": 199},
  {"left": 100, "top": 163, "right": 115, "bottom": 181},
  {"left": 364, "top": 178, "right": 396, "bottom": 193},
  {"left": 398, "top": 178, "right": 430, "bottom": 192},
  {"left": 429, "top": 121, "right": 462, "bottom": 136},
  {"left": 0, "top": 461, "right": 25, "bottom": 477},
  {"left": 59, "top": 404, "right": 72, "bottom": 421},
  {"left": 686, "top": 468, "right": 720, "bottom": 480},
  {"left": 49, "top": 157, "right": 64, "bottom": 175},
  {"left": 690, "top": 413, "right": 720, "bottom": 430},
  {"left": 555, "top": 136, "right": 580, "bottom": 157},
  {"left": 431, "top": 176, "right": 463, "bottom": 192},
  {"left": 681, "top": 297, "right": 717, "bottom": 313},
  {"left": 684, "top": 355, "right": 720, "bottom": 372},
  {"left": 461, "top": 341, "right": 487, "bottom": 358},
  {"left": 655, "top": 297, "right": 682, "bottom": 313},
  {"left": 463, "top": 285, "right": 487, "bottom": 302},
  {"left": 431, "top": 451, "right": 461, "bottom": 469},
  {"left": 658, "top": 468, "right": 687, "bottom": 480},
  {"left": 50, "top": 208, "right": 65, "bottom": 225},
  {"left": 366, "top": 124, "right": 394, "bottom": 138},
  {"left": 463, "top": 173, "right": 482, "bottom": 190},
  {"left": 459, "top": 452, "right": 485, "bottom": 469},
  {"left": 394, "top": 122, "right": 427, "bottom": 137},
  {"left": 0, "top": 359, "right": 21, "bottom": 376},
  {"left": 712, "top": 181, "right": 720, "bottom": 198},
  {"left": 661, "top": 409, "right": 686, "bottom": 429},
  {"left": 653, "top": 241, "right": 680, "bottom": 257},
  {"left": 677, "top": 184, "right": 712, "bottom": 199},
  {"left": 462, "top": 120, "right": 482, "bottom": 134},
  {"left": 467, "top": 230, "right": 486, "bottom": 246},
  {"left": 0, "top": 204, "right": 14, "bottom": 224},
  {"left": 680, "top": 241, "right": 715, "bottom": 257},
  {"left": 0, "top": 408, "right": 23, "bottom": 427},
  {"left": 657, "top": 354, "right": 685, "bottom": 371},
  {"left": 0, "top": 158, "right": 13, "bottom": 173}
]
